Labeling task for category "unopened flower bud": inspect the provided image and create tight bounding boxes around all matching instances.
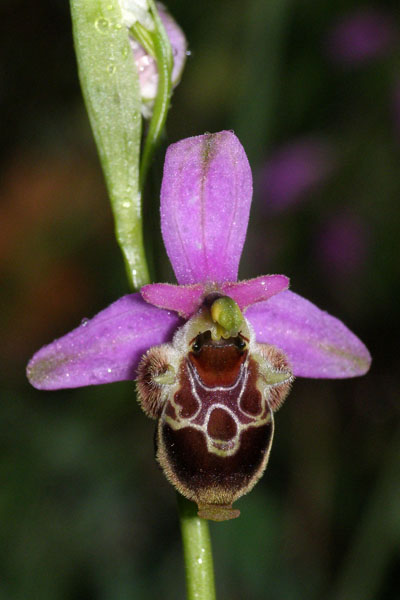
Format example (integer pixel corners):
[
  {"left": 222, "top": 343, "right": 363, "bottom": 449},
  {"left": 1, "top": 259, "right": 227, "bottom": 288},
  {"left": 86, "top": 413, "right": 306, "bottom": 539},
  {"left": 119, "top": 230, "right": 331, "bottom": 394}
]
[{"left": 128, "top": 2, "right": 187, "bottom": 117}]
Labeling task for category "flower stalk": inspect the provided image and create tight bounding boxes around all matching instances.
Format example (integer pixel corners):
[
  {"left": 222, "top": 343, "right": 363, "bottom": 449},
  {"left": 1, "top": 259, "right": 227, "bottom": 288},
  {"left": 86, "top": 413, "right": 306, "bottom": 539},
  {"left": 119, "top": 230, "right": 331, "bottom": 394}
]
[{"left": 178, "top": 495, "right": 217, "bottom": 600}]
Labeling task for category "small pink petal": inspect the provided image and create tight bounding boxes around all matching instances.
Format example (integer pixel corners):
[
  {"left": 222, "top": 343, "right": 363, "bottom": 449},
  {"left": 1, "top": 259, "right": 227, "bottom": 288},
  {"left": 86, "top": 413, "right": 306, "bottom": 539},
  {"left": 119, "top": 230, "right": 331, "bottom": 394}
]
[
  {"left": 159, "top": 4, "right": 187, "bottom": 88},
  {"left": 221, "top": 275, "right": 289, "bottom": 311},
  {"left": 141, "top": 282, "right": 206, "bottom": 318},
  {"left": 246, "top": 290, "right": 371, "bottom": 378},
  {"left": 27, "top": 294, "right": 182, "bottom": 390},
  {"left": 161, "top": 131, "right": 252, "bottom": 285}
]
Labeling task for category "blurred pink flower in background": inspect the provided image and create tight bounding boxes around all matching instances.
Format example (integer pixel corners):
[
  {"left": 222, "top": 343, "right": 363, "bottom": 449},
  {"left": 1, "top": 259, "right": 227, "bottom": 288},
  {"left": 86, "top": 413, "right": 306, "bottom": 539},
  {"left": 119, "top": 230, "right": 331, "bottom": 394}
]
[
  {"left": 316, "top": 212, "right": 369, "bottom": 276},
  {"left": 326, "top": 8, "right": 397, "bottom": 66},
  {"left": 258, "top": 137, "right": 334, "bottom": 212}
]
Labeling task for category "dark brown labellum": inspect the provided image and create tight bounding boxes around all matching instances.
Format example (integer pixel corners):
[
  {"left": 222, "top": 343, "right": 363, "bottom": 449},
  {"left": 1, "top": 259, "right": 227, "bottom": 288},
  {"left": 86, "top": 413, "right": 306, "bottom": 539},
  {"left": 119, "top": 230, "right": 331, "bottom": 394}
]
[{"left": 136, "top": 307, "right": 293, "bottom": 521}]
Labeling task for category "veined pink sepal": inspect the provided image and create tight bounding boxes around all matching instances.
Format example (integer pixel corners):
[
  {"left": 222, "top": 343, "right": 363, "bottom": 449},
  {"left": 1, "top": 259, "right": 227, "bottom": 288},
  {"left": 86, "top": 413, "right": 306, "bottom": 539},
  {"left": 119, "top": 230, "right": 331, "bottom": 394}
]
[
  {"left": 246, "top": 290, "right": 371, "bottom": 378},
  {"left": 27, "top": 294, "right": 183, "bottom": 390},
  {"left": 161, "top": 131, "right": 252, "bottom": 285}
]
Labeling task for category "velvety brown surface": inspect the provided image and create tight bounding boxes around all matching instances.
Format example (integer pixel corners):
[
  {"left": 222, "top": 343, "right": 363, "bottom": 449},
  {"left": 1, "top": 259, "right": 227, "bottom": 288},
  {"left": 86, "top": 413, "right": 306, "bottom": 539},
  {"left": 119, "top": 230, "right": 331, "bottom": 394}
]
[
  {"left": 207, "top": 407, "right": 237, "bottom": 440},
  {"left": 189, "top": 343, "right": 247, "bottom": 388},
  {"left": 174, "top": 385, "right": 199, "bottom": 418},
  {"left": 161, "top": 422, "right": 273, "bottom": 494},
  {"left": 239, "top": 364, "right": 264, "bottom": 416},
  {"left": 169, "top": 350, "right": 267, "bottom": 433}
]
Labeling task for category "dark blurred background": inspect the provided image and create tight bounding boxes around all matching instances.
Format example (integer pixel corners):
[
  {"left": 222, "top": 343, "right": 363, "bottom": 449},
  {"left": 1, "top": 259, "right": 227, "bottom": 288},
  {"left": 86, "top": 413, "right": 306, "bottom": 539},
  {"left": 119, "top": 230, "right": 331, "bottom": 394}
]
[{"left": 1, "top": 0, "right": 400, "bottom": 598}]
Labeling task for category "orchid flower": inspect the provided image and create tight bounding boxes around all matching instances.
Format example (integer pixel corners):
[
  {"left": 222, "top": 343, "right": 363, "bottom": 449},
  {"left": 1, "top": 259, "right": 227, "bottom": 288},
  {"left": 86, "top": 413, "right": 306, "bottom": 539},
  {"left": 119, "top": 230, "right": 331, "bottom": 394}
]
[{"left": 27, "top": 131, "right": 371, "bottom": 521}]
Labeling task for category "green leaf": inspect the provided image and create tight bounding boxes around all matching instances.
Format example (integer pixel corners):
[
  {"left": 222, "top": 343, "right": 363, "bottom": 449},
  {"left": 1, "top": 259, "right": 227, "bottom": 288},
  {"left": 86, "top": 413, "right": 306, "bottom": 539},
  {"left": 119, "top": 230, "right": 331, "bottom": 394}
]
[{"left": 70, "top": 0, "right": 150, "bottom": 289}]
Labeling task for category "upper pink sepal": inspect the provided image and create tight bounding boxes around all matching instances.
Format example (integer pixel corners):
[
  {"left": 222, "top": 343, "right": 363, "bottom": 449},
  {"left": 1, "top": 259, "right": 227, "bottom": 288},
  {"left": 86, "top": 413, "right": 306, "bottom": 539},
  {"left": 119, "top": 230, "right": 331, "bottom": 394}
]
[
  {"left": 220, "top": 275, "right": 289, "bottom": 311},
  {"left": 160, "top": 131, "right": 252, "bottom": 285},
  {"left": 26, "top": 294, "right": 183, "bottom": 390},
  {"left": 141, "top": 282, "right": 206, "bottom": 318},
  {"left": 245, "top": 290, "right": 371, "bottom": 378}
]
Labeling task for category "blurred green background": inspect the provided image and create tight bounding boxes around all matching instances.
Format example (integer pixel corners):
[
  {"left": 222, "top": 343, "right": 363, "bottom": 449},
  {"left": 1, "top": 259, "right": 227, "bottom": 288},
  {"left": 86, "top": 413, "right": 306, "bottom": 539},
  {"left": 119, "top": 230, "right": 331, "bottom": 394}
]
[{"left": 1, "top": 0, "right": 400, "bottom": 598}]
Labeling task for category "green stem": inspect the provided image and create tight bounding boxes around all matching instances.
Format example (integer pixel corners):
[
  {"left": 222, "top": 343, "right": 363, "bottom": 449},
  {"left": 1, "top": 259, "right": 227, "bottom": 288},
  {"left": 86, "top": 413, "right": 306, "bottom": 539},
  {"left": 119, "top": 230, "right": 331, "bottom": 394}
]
[
  {"left": 178, "top": 494, "right": 217, "bottom": 600},
  {"left": 70, "top": 0, "right": 150, "bottom": 290}
]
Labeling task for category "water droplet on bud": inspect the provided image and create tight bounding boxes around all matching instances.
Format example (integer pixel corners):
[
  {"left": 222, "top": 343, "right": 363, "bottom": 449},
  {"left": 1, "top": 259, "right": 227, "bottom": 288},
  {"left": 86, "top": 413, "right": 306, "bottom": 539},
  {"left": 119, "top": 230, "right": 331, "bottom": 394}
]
[{"left": 95, "top": 17, "right": 109, "bottom": 33}]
